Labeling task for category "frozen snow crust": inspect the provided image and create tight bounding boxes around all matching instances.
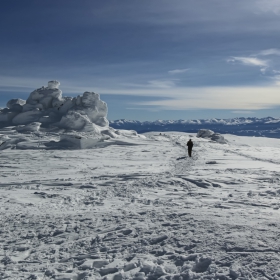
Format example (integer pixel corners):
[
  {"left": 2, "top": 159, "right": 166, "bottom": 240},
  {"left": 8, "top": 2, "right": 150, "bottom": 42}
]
[
  {"left": 1, "top": 132, "right": 280, "bottom": 279},
  {"left": 0, "top": 81, "right": 144, "bottom": 149}
]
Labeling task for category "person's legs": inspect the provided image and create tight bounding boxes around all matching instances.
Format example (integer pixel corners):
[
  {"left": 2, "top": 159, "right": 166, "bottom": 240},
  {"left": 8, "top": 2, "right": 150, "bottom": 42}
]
[{"left": 188, "top": 148, "right": 192, "bottom": 157}]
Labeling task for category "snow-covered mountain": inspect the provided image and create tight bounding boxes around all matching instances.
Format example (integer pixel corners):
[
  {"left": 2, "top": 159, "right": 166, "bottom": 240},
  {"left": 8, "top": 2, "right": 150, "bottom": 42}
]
[{"left": 110, "top": 117, "right": 280, "bottom": 138}]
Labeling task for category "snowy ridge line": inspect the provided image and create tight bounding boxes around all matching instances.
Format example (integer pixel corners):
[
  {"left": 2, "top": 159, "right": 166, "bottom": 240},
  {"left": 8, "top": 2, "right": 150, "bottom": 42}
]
[
  {"left": 110, "top": 116, "right": 280, "bottom": 126},
  {"left": 110, "top": 117, "right": 280, "bottom": 138}
]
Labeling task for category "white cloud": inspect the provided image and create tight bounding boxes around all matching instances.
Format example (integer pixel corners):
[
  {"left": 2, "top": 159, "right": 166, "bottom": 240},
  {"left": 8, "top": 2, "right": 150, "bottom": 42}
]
[
  {"left": 231, "top": 110, "right": 254, "bottom": 114},
  {"left": 2, "top": 75, "right": 280, "bottom": 112},
  {"left": 132, "top": 86, "right": 280, "bottom": 110},
  {"left": 260, "top": 67, "right": 268, "bottom": 74},
  {"left": 168, "top": 68, "right": 189, "bottom": 74},
  {"left": 272, "top": 75, "right": 280, "bottom": 86},
  {"left": 117, "top": 79, "right": 178, "bottom": 89},
  {"left": 257, "top": 0, "right": 280, "bottom": 14},
  {"left": 0, "top": 76, "right": 49, "bottom": 91},
  {"left": 126, "top": 107, "right": 160, "bottom": 112},
  {"left": 148, "top": 80, "right": 176, "bottom": 88},
  {"left": 55, "top": 84, "right": 280, "bottom": 112},
  {"left": 228, "top": 57, "right": 268, "bottom": 67},
  {"left": 258, "top": 48, "right": 280, "bottom": 56}
]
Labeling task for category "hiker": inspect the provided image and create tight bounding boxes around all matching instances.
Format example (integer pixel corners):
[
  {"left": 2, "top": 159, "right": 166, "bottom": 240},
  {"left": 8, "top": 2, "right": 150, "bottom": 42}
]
[{"left": 187, "top": 139, "right": 193, "bottom": 157}]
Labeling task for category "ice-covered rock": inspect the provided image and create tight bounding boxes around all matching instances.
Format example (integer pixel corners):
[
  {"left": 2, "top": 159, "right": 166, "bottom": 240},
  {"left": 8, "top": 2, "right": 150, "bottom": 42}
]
[
  {"left": 75, "top": 91, "right": 109, "bottom": 126},
  {"left": 197, "top": 129, "right": 227, "bottom": 144},
  {"left": 15, "top": 122, "right": 41, "bottom": 133},
  {"left": 0, "top": 81, "right": 110, "bottom": 132},
  {"left": 26, "top": 85, "right": 62, "bottom": 109},
  {"left": 6, "top": 99, "right": 25, "bottom": 114},
  {"left": 210, "top": 133, "right": 227, "bottom": 144},
  {"left": 197, "top": 129, "right": 214, "bottom": 138},
  {"left": 48, "top": 80, "right": 60, "bottom": 89},
  {"left": 12, "top": 110, "right": 42, "bottom": 125},
  {"left": 0, "top": 81, "right": 144, "bottom": 149},
  {"left": 6, "top": 98, "right": 26, "bottom": 108},
  {"left": 0, "top": 111, "right": 18, "bottom": 122},
  {"left": 59, "top": 111, "right": 101, "bottom": 133}
]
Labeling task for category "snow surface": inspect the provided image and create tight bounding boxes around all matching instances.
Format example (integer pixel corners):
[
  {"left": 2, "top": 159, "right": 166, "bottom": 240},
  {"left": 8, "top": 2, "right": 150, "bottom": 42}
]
[{"left": 1, "top": 131, "right": 280, "bottom": 279}]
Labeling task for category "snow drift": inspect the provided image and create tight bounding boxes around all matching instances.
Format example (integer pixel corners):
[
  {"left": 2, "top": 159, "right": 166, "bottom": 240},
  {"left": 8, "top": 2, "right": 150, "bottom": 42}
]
[{"left": 0, "top": 81, "right": 143, "bottom": 149}]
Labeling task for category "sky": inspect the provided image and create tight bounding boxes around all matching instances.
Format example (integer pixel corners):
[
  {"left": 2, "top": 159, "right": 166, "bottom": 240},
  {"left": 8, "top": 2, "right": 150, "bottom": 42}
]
[{"left": 1, "top": 0, "right": 280, "bottom": 121}]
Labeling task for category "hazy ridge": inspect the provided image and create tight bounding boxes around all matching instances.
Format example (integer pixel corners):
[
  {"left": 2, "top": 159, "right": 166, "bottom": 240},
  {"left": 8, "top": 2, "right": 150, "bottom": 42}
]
[{"left": 110, "top": 117, "right": 280, "bottom": 138}]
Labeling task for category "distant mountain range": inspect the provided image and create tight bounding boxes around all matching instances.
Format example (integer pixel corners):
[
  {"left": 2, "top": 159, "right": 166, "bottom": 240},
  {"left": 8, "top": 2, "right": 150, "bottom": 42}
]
[{"left": 110, "top": 117, "right": 280, "bottom": 138}]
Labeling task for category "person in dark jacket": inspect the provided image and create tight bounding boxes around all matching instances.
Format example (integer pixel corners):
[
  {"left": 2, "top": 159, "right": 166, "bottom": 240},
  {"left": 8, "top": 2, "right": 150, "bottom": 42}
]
[{"left": 187, "top": 139, "right": 193, "bottom": 157}]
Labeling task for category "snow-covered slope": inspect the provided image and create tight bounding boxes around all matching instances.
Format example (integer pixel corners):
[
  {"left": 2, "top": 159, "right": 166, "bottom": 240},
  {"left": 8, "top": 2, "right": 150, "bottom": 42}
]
[
  {"left": 110, "top": 117, "right": 280, "bottom": 138},
  {"left": 1, "top": 132, "right": 280, "bottom": 279}
]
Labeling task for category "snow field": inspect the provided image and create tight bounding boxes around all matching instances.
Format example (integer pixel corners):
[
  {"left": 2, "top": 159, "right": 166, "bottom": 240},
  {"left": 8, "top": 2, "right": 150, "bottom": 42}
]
[{"left": 1, "top": 132, "right": 280, "bottom": 279}]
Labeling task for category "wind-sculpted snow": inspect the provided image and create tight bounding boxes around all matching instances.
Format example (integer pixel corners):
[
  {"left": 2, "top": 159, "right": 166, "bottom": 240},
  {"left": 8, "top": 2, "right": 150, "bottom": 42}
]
[
  {"left": 1, "top": 80, "right": 109, "bottom": 130},
  {"left": 1, "top": 132, "right": 280, "bottom": 279},
  {"left": 0, "top": 81, "right": 144, "bottom": 150}
]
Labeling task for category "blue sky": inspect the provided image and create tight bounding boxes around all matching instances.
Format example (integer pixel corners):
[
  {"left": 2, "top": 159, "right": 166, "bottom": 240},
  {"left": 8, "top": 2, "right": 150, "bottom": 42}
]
[{"left": 1, "top": 0, "right": 280, "bottom": 121}]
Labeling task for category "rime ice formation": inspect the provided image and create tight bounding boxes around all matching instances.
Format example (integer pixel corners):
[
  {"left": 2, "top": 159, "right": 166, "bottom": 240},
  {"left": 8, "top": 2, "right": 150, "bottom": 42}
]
[
  {"left": 0, "top": 81, "right": 144, "bottom": 149},
  {"left": 197, "top": 129, "right": 215, "bottom": 138},
  {"left": 0, "top": 80, "right": 109, "bottom": 131},
  {"left": 197, "top": 129, "right": 227, "bottom": 144}
]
